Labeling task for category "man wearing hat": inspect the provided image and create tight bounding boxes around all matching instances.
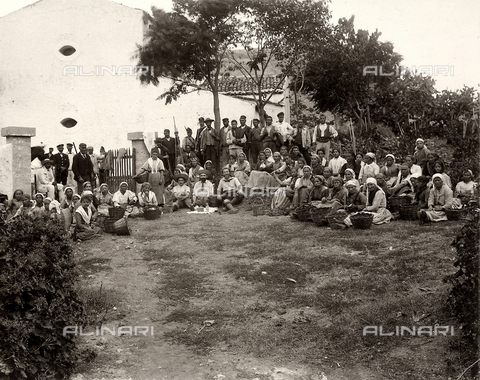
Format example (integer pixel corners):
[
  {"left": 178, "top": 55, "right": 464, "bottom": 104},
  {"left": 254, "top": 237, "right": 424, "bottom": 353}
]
[
  {"left": 249, "top": 118, "right": 263, "bottom": 165},
  {"left": 274, "top": 112, "right": 294, "bottom": 150},
  {"left": 311, "top": 113, "right": 338, "bottom": 161},
  {"left": 239, "top": 115, "right": 251, "bottom": 159},
  {"left": 159, "top": 129, "right": 180, "bottom": 173},
  {"left": 46, "top": 147, "right": 55, "bottom": 160},
  {"left": 192, "top": 170, "right": 214, "bottom": 207},
  {"left": 72, "top": 143, "right": 94, "bottom": 191},
  {"left": 65, "top": 143, "right": 76, "bottom": 187},
  {"left": 171, "top": 173, "right": 192, "bottom": 211},
  {"left": 195, "top": 117, "right": 206, "bottom": 164},
  {"left": 182, "top": 128, "right": 196, "bottom": 153},
  {"left": 219, "top": 118, "right": 230, "bottom": 169},
  {"left": 199, "top": 118, "right": 219, "bottom": 169},
  {"left": 53, "top": 144, "right": 70, "bottom": 186},
  {"left": 36, "top": 158, "right": 64, "bottom": 201}
]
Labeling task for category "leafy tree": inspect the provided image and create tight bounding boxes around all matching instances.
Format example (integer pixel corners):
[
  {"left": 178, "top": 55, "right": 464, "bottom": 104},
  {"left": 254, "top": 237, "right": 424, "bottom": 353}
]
[
  {"left": 136, "top": 0, "right": 241, "bottom": 130},
  {"left": 302, "top": 16, "right": 403, "bottom": 131},
  {"left": 226, "top": 0, "right": 331, "bottom": 125}
]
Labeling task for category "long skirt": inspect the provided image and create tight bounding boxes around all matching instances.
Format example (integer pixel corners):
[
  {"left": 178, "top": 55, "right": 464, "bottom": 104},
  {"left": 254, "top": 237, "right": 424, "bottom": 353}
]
[
  {"left": 344, "top": 208, "right": 392, "bottom": 227},
  {"left": 149, "top": 172, "right": 165, "bottom": 205},
  {"left": 76, "top": 225, "right": 102, "bottom": 241},
  {"left": 424, "top": 209, "right": 447, "bottom": 222},
  {"left": 271, "top": 187, "right": 293, "bottom": 209},
  {"left": 234, "top": 171, "right": 250, "bottom": 186},
  {"left": 246, "top": 171, "right": 277, "bottom": 189},
  {"left": 292, "top": 188, "right": 310, "bottom": 209},
  {"left": 97, "top": 204, "right": 110, "bottom": 217}
]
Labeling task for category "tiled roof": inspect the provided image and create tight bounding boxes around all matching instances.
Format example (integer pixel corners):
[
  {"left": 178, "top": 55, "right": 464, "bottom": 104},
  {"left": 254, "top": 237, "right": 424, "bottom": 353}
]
[{"left": 215, "top": 76, "right": 284, "bottom": 95}]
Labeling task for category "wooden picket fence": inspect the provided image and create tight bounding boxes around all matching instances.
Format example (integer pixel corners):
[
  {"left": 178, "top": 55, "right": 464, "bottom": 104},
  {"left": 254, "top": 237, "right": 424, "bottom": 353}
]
[{"left": 106, "top": 148, "right": 136, "bottom": 192}]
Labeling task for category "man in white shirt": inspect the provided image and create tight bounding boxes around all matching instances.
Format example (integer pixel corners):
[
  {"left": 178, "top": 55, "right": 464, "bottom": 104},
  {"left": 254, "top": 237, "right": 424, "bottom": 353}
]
[
  {"left": 192, "top": 170, "right": 214, "bottom": 207},
  {"left": 226, "top": 120, "right": 247, "bottom": 158},
  {"left": 311, "top": 114, "right": 338, "bottom": 161},
  {"left": 87, "top": 146, "right": 100, "bottom": 187},
  {"left": 171, "top": 174, "right": 192, "bottom": 211},
  {"left": 217, "top": 167, "right": 244, "bottom": 214},
  {"left": 36, "top": 159, "right": 64, "bottom": 201},
  {"left": 274, "top": 112, "right": 294, "bottom": 149},
  {"left": 328, "top": 148, "right": 347, "bottom": 176},
  {"left": 66, "top": 143, "right": 76, "bottom": 191}
]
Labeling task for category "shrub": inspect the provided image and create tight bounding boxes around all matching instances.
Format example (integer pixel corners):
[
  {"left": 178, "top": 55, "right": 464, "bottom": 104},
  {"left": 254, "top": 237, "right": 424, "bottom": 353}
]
[{"left": 0, "top": 216, "right": 87, "bottom": 379}]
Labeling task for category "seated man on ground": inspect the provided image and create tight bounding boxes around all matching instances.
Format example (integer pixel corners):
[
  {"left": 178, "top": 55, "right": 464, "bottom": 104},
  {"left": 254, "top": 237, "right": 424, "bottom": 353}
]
[
  {"left": 74, "top": 195, "right": 102, "bottom": 241},
  {"left": 171, "top": 173, "right": 192, "bottom": 211},
  {"left": 192, "top": 170, "right": 214, "bottom": 208},
  {"left": 217, "top": 167, "right": 244, "bottom": 214},
  {"left": 418, "top": 173, "right": 453, "bottom": 224}
]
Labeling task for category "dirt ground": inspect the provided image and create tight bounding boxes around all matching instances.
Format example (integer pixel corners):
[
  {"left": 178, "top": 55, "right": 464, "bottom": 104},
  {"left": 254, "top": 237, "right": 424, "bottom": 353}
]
[{"left": 71, "top": 208, "right": 460, "bottom": 380}]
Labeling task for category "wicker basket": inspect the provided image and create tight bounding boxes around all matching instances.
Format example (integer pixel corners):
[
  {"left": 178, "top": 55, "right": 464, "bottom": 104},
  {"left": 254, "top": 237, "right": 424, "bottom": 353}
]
[
  {"left": 389, "top": 196, "right": 412, "bottom": 213},
  {"left": 399, "top": 204, "right": 419, "bottom": 220},
  {"left": 252, "top": 197, "right": 265, "bottom": 216},
  {"left": 445, "top": 208, "right": 463, "bottom": 221},
  {"left": 310, "top": 206, "right": 331, "bottom": 226},
  {"left": 296, "top": 204, "right": 312, "bottom": 222},
  {"left": 350, "top": 212, "right": 374, "bottom": 229},
  {"left": 208, "top": 196, "right": 222, "bottom": 208},
  {"left": 103, "top": 218, "right": 117, "bottom": 233},
  {"left": 113, "top": 217, "right": 130, "bottom": 236},
  {"left": 143, "top": 206, "right": 160, "bottom": 220},
  {"left": 133, "top": 171, "right": 149, "bottom": 184},
  {"left": 108, "top": 207, "right": 125, "bottom": 220},
  {"left": 326, "top": 210, "right": 348, "bottom": 229}
]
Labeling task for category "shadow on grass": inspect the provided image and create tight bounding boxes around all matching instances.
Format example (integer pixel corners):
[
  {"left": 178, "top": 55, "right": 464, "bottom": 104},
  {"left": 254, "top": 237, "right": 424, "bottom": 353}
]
[{"left": 76, "top": 257, "right": 112, "bottom": 276}]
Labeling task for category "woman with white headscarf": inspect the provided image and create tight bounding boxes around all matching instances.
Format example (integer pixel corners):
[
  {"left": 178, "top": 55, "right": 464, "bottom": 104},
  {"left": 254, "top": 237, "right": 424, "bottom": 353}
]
[
  {"left": 139, "top": 148, "right": 165, "bottom": 206},
  {"left": 344, "top": 177, "right": 392, "bottom": 227},
  {"left": 413, "top": 138, "right": 430, "bottom": 174},
  {"left": 380, "top": 154, "right": 400, "bottom": 187},
  {"left": 291, "top": 165, "right": 314, "bottom": 209},
  {"left": 96, "top": 183, "right": 114, "bottom": 216},
  {"left": 343, "top": 168, "right": 360, "bottom": 191},
  {"left": 112, "top": 182, "right": 139, "bottom": 217},
  {"left": 454, "top": 169, "right": 476, "bottom": 205},
  {"left": 418, "top": 173, "right": 453, "bottom": 223},
  {"left": 358, "top": 153, "right": 380, "bottom": 185}
]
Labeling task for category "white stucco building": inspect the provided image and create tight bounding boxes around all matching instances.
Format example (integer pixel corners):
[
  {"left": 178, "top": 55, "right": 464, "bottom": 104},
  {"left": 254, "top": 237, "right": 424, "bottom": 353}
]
[{"left": 0, "top": 0, "right": 285, "bottom": 151}]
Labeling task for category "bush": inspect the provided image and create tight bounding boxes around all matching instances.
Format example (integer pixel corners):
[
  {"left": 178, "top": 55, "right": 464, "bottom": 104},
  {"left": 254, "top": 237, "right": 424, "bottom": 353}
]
[
  {"left": 444, "top": 206, "right": 479, "bottom": 379},
  {"left": 0, "top": 216, "right": 87, "bottom": 379}
]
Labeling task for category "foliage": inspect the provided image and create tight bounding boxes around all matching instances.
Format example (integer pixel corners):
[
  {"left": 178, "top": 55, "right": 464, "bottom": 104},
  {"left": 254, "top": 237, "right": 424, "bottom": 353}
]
[
  {"left": 444, "top": 207, "right": 479, "bottom": 378},
  {"left": 136, "top": 0, "right": 242, "bottom": 129},
  {"left": 0, "top": 216, "right": 87, "bottom": 379}
]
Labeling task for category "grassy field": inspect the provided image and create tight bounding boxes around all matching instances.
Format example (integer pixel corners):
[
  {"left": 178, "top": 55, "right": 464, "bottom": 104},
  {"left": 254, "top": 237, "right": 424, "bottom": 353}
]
[{"left": 74, "top": 209, "right": 466, "bottom": 380}]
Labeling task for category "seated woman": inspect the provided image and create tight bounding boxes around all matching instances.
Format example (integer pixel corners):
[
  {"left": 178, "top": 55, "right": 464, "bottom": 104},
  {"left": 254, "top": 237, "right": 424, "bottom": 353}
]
[
  {"left": 6, "top": 189, "right": 24, "bottom": 220},
  {"left": 74, "top": 195, "right": 102, "bottom": 241},
  {"left": 289, "top": 145, "right": 305, "bottom": 164},
  {"left": 358, "top": 153, "right": 379, "bottom": 185},
  {"left": 112, "top": 182, "right": 140, "bottom": 217},
  {"left": 279, "top": 145, "right": 290, "bottom": 162},
  {"left": 138, "top": 182, "right": 158, "bottom": 212},
  {"left": 425, "top": 152, "right": 439, "bottom": 177},
  {"left": 72, "top": 194, "right": 81, "bottom": 208},
  {"left": 391, "top": 165, "right": 413, "bottom": 196},
  {"left": 320, "top": 176, "right": 347, "bottom": 213},
  {"left": 217, "top": 167, "right": 244, "bottom": 214},
  {"left": 12, "top": 194, "right": 34, "bottom": 218},
  {"left": 233, "top": 151, "right": 251, "bottom": 186},
  {"left": 291, "top": 165, "right": 313, "bottom": 210},
  {"left": 374, "top": 173, "right": 391, "bottom": 202},
  {"left": 342, "top": 152, "right": 361, "bottom": 179},
  {"left": 345, "top": 178, "right": 392, "bottom": 226},
  {"left": 44, "top": 197, "right": 61, "bottom": 219},
  {"left": 344, "top": 180, "right": 367, "bottom": 213},
  {"left": 454, "top": 169, "right": 476, "bottom": 206},
  {"left": 294, "top": 157, "right": 306, "bottom": 178},
  {"left": 418, "top": 173, "right": 453, "bottom": 224},
  {"left": 271, "top": 171, "right": 296, "bottom": 211},
  {"left": 354, "top": 152, "right": 364, "bottom": 179},
  {"left": 380, "top": 154, "right": 400, "bottom": 187},
  {"left": 317, "top": 149, "right": 328, "bottom": 167},
  {"left": 31, "top": 193, "right": 49, "bottom": 220},
  {"left": 254, "top": 151, "right": 273, "bottom": 172},
  {"left": 60, "top": 187, "right": 75, "bottom": 212},
  {"left": 308, "top": 175, "right": 329, "bottom": 205},
  {"left": 224, "top": 155, "right": 237, "bottom": 176},
  {"left": 188, "top": 157, "right": 204, "bottom": 185},
  {"left": 343, "top": 169, "right": 360, "bottom": 191},
  {"left": 271, "top": 151, "right": 286, "bottom": 177},
  {"left": 204, "top": 160, "right": 218, "bottom": 188},
  {"left": 404, "top": 155, "right": 422, "bottom": 177},
  {"left": 413, "top": 175, "right": 430, "bottom": 210},
  {"left": 264, "top": 148, "right": 275, "bottom": 164},
  {"left": 81, "top": 182, "right": 99, "bottom": 209},
  {"left": 433, "top": 160, "right": 452, "bottom": 189},
  {"left": 246, "top": 152, "right": 277, "bottom": 189},
  {"left": 322, "top": 167, "right": 334, "bottom": 189},
  {"left": 310, "top": 154, "right": 324, "bottom": 176},
  {"left": 96, "top": 183, "right": 113, "bottom": 216}
]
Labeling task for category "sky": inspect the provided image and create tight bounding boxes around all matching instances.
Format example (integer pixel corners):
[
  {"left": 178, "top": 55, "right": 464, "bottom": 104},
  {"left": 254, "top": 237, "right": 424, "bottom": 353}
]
[{"left": 0, "top": 0, "right": 479, "bottom": 92}]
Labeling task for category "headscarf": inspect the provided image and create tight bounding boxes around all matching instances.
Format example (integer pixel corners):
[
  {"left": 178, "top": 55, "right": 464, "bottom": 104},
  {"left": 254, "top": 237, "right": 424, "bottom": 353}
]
[
  {"left": 64, "top": 186, "right": 74, "bottom": 194},
  {"left": 83, "top": 181, "right": 92, "bottom": 190},
  {"left": 343, "top": 168, "right": 356, "bottom": 179},
  {"left": 264, "top": 148, "right": 274, "bottom": 163},
  {"left": 365, "top": 152, "right": 375, "bottom": 160},
  {"left": 464, "top": 169, "right": 474, "bottom": 177},
  {"left": 432, "top": 173, "right": 444, "bottom": 182},
  {"left": 332, "top": 176, "right": 344, "bottom": 186},
  {"left": 204, "top": 160, "right": 213, "bottom": 166},
  {"left": 73, "top": 194, "right": 81, "bottom": 200},
  {"left": 366, "top": 177, "right": 377, "bottom": 185},
  {"left": 99, "top": 183, "right": 109, "bottom": 192},
  {"left": 416, "top": 138, "right": 424, "bottom": 144},
  {"left": 313, "top": 175, "right": 326, "bottom": 185},
  {"left": 35, "top": 193, "right": 45, "bottom": 199},
  {"left": 264, "top": 147, "right": 273, "bottom": 156},
  {"left": 385, "top": 154, "right": 395, "bottom": 162},
  {"left": 238, "top": 151, "right": 247, "bottom": 160},
  {"left": 83, "top": 190, "right": 94, "bottom": 198},
  {"left": 410, "top": 172, "right": 421, "bottom": 179},
  {"left": 345, "top": 180, "right": 357, "bottom": 188},
  {"left": 140, "top": 182, "right": 152, "bottom": 193},
  {"left": 176, "top": 164, "right": 186, "bottom": 172}
]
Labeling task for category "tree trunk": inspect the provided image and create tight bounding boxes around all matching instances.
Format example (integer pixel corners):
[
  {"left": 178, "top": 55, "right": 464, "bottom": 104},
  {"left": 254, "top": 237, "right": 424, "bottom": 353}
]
[
  {"left": 366, "top": 105, "right": 372, "bottom": 130},
  {"left": 213, "top": 89, "right": 221, "bottom": 131}
]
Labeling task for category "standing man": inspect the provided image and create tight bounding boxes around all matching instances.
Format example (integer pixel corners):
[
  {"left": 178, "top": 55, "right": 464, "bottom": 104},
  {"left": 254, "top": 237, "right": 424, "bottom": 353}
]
[
  {"left": 291, "top": 122, "right": 312, "bottom": 165},
  {"left": 195, "top": 117, "right": 206, "bottom": 165},
  {"left": 182, "top": 128, "right": 196, "bottom": 152},
  {"left": 53, "top": 144, "right": 69, "bottom": 186},
  {"left": 199, "top": 118, "right": 219, "bottom": 169},
  {"left": 274, "top": 112, "right": 294, "bottom": 151},
  {"left": 46, "top": 147, "right": 55, "bottom": 160},
  {"left": 311, "top": 113, "right": 338, "bottom": 161},
  {"left": 159, "top": 129, "right": 178, "bottom": 173},
  {"left": 261, "top": 116, "right": 277, "bottom": 152},
  {"left": 226, "top": 119, "right": 247, "bottom": 158},
  {"left": 219, "top": 118, "right": 230, "bottom": 169},
  {"left": 238, "top": 115, "right": 251, "bottom": 160},
  {"left": 72, "top": 143, "right": 94, "bottom": 191},
  {"left": 87, "top": 146, "right": 100, "bottom": 187},
  {"left": 249, "top": 118, "right": 263, "bottom": 164},
  {"left": 66, "top": 143, "right": 76, "bottom": 191}
]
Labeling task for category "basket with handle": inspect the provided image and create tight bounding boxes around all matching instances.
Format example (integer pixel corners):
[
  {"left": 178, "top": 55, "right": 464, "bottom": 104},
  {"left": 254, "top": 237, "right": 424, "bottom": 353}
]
[
  {"left": 310, "top": 205, "right": 332, "bottom": 226},
  {"left": 295, "top": 204, "right": 312, "bottom": 222},
  {"left": 252, "top": 196, "right": 265, "bottom": 216},
  {"left": 143, "top": 206, "right": 160, "bottom": 220},
  {"left": 389, "top": 196, "right": 412, "bottom": 213},
  {"left": 103, "top": 218, "right": 117, "bottom": 234},
  {"left": 108, "top": 207, "right": 125, "bottom": 220},
  {"left": 113, "top": 217, "right": 130, "bottom": 236},
  {"left": 350, "top": 212, "right": 374, "bottom": 229},
  {"left": 445, "top": 208, "right": 464, "bottom": 221},
  {"left": 132, "top": 171, "right": 149, "bottom": 184},
  {"left": 399, "top": 204, "right": 419, "bottom": 220}
]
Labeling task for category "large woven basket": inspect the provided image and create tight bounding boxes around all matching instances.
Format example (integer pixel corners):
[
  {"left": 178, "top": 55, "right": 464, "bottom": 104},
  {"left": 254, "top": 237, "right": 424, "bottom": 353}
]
[
  {"left": 108, "top": 207, "right": 125, "bottom": 220},
  {"left": 445, "top": 208, "right": 463, "bottom": 221},
  {"left": 133, "top": 171, "right": 149, "bottom": 184},
  {"left": 113, "top": 217, "right": 130, "bottom": 236},
  {"left": 103, "top": 218, "right": 117, "bottom": 233},
  {"left": 143, "top": 206, "right": 160, "bottom": 220},
  {"left": 296, "top": 204, "right": 312, "bottom": 222},
  {"left": 399, "top": 204, "right": 419, "bottom": 220},
  {"left": 326, "top": 210, "right": 348, "bottom": 229},
  {"left": 389, "top": 196, "right": 412, "bottom": 213},
  {"left": 208, "top": 196, "right": 222, "bottom": 208},
  {"left": 350, "top": 212, "right": 374, "bottom": 229},
  {"left": 310, "top": 206, "right": 331, "bottom": 226},
  {"left": 252, "top": 197, "right": 265, "bottom": 216}
]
